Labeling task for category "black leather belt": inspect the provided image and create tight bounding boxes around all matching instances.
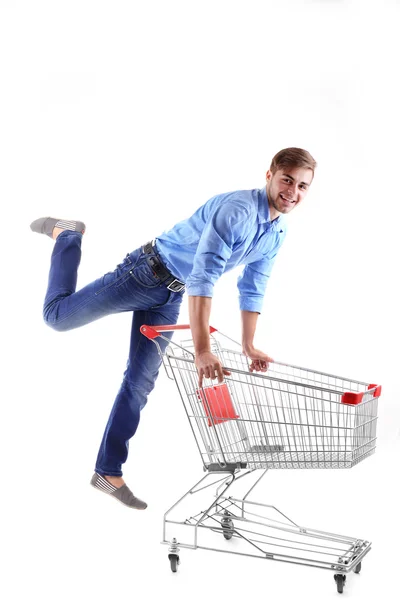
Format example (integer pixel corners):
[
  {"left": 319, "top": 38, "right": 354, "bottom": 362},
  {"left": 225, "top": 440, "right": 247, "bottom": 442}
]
[{"left": 143, "top": 241, "right": 185, "bottom": 293}]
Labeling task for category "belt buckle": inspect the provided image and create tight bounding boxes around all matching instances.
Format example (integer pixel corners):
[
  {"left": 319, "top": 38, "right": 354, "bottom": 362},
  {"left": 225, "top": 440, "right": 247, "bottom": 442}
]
[{"left": 167, "top": 278, "right": 185, "bottom": 293}]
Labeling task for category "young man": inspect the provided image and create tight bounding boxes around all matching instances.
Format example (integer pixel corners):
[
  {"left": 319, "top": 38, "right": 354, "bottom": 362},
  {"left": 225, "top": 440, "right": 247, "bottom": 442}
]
[{"left": 30, "top": 147, "right": 316, "bottom": 509}]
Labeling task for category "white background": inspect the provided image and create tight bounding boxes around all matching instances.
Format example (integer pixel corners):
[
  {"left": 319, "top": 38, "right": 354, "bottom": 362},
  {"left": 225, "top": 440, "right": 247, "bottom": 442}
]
[{"left": 1, "top": 1, "right": 399, "bottom": 599}]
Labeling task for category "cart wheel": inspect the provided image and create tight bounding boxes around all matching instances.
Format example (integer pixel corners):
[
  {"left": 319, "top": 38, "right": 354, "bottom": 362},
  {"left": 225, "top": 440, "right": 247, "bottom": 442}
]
[
  {"left": 223, "top": 529, "right": 233, "bottom": 540},
  {"left": 354, "top": 562, "right": 362, "bottom": 574},
  {"left": 334, "top": 574, "right": 346, "bottom": 593},
  {"left": 169, "top": 554, "right": 179, "bottom": 573},
  {"left": 222, "top": 522, "right": 234, "bottom": 540},
  {"left": 221, "top": 513, "right": 234, "bottom": 541}
]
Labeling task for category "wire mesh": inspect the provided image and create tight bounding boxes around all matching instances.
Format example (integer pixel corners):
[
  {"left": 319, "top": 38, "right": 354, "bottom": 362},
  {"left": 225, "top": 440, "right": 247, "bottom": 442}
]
[{"left": 165, "top": 336, "right": 379, "bottom": 470}]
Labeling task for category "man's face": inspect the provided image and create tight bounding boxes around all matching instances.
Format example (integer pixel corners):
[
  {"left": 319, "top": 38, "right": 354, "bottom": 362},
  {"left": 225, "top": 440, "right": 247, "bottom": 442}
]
[{"left": 266, "top": 166, "right": 313, "bottom": 216}]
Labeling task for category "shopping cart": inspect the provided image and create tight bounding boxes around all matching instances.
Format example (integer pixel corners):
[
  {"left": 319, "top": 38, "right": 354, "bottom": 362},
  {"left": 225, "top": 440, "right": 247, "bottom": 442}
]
[{"left": 140, "top": 324, "right": 382, "bottom": 594}]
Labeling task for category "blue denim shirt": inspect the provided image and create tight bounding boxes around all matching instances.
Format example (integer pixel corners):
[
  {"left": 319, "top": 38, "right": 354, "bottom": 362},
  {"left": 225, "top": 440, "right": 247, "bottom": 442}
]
[{"left": 155, "top": 186, "right": 286, "bottom": 313}]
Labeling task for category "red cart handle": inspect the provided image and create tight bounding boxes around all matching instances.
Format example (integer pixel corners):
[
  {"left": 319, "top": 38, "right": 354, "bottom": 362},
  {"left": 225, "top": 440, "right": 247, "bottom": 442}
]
[{"left": 140, "top": 324, "right": 218, "bottom": 340}]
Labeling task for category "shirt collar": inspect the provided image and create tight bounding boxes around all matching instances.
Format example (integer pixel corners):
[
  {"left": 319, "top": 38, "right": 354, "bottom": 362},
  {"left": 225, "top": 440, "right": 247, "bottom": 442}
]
[{"left": 257, "top": 186, "right": 284, "bottom": 231}]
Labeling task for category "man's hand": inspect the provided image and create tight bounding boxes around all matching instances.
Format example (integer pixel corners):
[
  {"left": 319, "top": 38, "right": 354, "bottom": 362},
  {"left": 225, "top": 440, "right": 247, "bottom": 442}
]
[
  {"left": 195, "top": 351, "right": 231, "bottom": 388},
  {"left": 243, "top": 346, "right": 274, "bottom": 373}
]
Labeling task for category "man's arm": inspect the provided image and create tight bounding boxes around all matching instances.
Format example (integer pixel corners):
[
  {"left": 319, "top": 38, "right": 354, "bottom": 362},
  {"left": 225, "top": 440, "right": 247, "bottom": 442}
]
[
  {"left": 189, "top": 295, "right": 231, "bottom": 387},
  {"left": 185, "top": 200, "right": 251, "bottom": 387},
  {"left": 241, "top": 309, "right": 259, "bottom": 353},
  {"left": 241, "top": 312, "right": 274, "bottom": 372}
]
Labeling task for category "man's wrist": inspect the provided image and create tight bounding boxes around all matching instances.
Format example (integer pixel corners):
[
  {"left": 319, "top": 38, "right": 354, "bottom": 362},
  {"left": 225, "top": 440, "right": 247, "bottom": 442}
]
[
  {"left": 196, "top": 347, "right": 211, "bottom": 357},
  {"left": 242, "top": 342, "right": 255, "bottom": 354}
]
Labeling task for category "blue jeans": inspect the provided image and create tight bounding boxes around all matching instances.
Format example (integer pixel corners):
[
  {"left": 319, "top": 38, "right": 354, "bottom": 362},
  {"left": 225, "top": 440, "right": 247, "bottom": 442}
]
[{"left": 43, "top": 231, "right": 184, "bottom": 476}]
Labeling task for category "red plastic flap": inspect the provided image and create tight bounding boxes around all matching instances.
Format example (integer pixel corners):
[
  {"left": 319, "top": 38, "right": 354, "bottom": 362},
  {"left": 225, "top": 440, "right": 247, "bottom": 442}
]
[
  {"left": 197, "top": 384, "right": 239, "bottom": 427},
  {"left": 341, "top": 391, "right": 364, "bottom": 405},
  {"left": 368, "top": 384, "right": 382, "bottom": 398}
]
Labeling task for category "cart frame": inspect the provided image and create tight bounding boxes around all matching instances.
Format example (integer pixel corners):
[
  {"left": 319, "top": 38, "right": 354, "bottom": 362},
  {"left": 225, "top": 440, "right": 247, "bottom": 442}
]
[{"left": 141, "top": 324, "right": 381, "bottom": 593}]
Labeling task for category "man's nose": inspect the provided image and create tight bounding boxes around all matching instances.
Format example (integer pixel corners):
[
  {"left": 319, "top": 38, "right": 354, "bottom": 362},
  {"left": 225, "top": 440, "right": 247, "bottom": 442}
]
[{"left": 287, "top": 185, "right": 299, "bottom": 196}]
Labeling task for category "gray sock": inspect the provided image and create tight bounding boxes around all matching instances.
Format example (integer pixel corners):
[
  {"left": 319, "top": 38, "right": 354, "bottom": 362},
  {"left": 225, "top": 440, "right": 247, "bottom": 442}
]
[{"left": 30, "top": 217, "right": 86, "bottom": 238}]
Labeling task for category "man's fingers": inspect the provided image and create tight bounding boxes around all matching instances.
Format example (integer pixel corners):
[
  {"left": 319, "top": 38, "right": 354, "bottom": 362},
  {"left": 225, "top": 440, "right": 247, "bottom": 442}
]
[
  {"left": 196, "top": 355, "right": 230, "bottom": 387},
  {"left": 207, "top": 367, "right": 218, "bottom": 380},
  {"left": 249, "top": 359, "right": 271, "bottom": 373},
  {"left": 198, "top": 367, "right": 231, "bottom": 386},
  {"left": 198, "top": 371, "right": 203, "bottom": 387},
  {"left": 216, "top": 363, "right": 224, "bottom": 383},
  {"left": 198, "top": 367, "right": 206, "bottom": 388}
]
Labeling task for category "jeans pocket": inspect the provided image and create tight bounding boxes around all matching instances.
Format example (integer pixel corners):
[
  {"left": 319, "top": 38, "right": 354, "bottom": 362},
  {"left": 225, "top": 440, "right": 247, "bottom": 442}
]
[
  {"left": 130, "top": 258, "right": 162, "bottom": 289},
  {"left": 94, "top": 254, "right": 134, "bottom": 296}
]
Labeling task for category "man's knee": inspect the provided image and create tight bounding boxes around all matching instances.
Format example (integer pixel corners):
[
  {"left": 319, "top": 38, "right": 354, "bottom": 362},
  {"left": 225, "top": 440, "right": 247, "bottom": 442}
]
[
  {"left": 43, "top": 311, "right": 71, "bottom": 332},
  {"left": 122, "top": 377, "right": 151, "bottom": 411}
]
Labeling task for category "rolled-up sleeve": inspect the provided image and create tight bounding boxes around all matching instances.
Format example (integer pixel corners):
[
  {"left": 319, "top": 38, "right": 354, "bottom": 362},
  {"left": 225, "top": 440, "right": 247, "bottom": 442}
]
[
  {"left": 186, "top": 200, "right": 251, "bottom": 297},
  {"left": 236, "top": 258, "right": 273, "bottom": 312},
  {"left": 237, "top": 234, "right": 285, "bottom": 312}
]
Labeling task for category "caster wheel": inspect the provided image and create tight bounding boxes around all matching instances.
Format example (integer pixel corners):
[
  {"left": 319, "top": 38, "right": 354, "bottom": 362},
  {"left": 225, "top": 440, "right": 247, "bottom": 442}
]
[
  {"left": 354, "top": 561, "right": 362, "bottom": 574},
  {"left": 169, "top": 554, "right": 179, "bottom": 573},
  {"left": 223, "top": 529, "right": 233, "bottom": 540},
  {"left": 221, "top": 513, "right": 234, "bottom": 541},
  {"left": 334, "top": 574, "right": 346, "bottom": 594}
]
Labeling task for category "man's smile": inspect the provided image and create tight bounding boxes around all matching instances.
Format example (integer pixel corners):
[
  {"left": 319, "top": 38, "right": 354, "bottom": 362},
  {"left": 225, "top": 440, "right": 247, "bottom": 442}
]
[{"left": 279, "top": 193, "right": 296, "bottom": 205}]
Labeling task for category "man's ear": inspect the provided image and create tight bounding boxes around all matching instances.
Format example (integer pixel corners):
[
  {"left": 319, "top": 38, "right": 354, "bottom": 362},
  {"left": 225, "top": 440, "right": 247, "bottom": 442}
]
[{"left": 266, "top": 169, "right": 272, "bottom": 183}]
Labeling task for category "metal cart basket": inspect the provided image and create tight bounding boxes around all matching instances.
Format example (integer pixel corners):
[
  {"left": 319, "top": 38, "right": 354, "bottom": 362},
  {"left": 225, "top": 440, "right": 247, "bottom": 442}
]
[{"left": 141, "top": 324, "right": 382, "bottom": 594}]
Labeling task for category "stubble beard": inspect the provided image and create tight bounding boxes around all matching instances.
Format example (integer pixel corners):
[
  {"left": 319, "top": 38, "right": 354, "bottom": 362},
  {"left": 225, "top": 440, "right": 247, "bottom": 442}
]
[{"left": 270, "top": 189, "right": 296, "bottom": 215}]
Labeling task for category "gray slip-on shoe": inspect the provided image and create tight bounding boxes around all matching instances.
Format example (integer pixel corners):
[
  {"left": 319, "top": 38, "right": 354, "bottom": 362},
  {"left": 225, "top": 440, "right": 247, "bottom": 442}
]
[
  {"left": 30, "top": 217, "right": 86, "bottom": 238},
  {"left": 90, "top": 472, "right": 147, "bottom": 510}
]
